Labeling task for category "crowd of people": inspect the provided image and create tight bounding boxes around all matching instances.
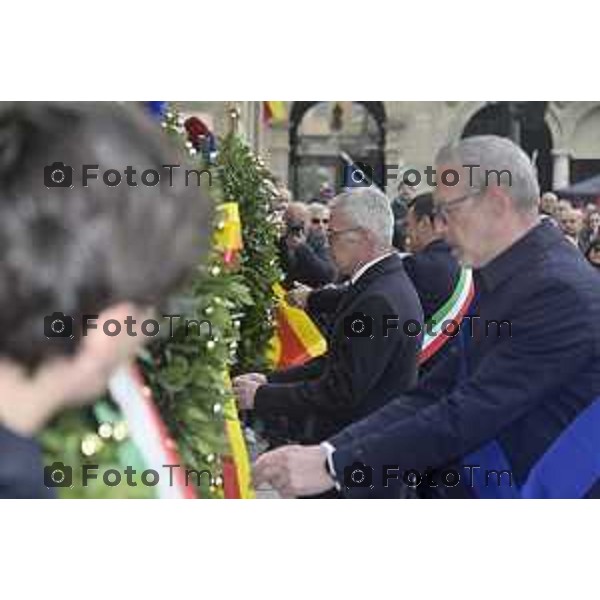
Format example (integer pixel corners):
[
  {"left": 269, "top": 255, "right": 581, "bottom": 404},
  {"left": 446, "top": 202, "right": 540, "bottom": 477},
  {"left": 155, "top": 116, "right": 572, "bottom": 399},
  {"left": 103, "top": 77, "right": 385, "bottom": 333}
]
[
  {"left": 274, "top": 179, "right": 600, "bottom": 287},
  {"left": 539, "top": 192, "right": 600, "bottom": 269}
]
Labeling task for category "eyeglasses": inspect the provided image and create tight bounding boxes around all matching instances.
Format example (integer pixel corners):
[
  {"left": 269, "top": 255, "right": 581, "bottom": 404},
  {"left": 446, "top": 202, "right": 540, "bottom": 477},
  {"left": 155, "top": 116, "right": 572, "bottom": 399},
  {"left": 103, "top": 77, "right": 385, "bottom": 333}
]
[
  {"left": 311, "top": 218, "right": 329, "bottom": 225},
  {"left": 327, "top": 226, "right": 362, "bottom": 240},
  {"left": 433, "top": 191, "right": 480, "bottom": 219}
]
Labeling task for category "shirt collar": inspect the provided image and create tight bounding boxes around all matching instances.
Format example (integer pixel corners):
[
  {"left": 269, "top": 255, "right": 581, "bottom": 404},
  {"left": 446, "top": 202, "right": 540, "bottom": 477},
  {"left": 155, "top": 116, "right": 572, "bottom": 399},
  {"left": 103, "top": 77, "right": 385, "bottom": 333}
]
[
  {"left": 422, "top": 238, "right": 450, "bottom": 253},
  {"left": 476, "top": 220, "right": 563, "bottom": 292},
  {"left": 351, "top": 251, "right": 396, "bottom": 285}
]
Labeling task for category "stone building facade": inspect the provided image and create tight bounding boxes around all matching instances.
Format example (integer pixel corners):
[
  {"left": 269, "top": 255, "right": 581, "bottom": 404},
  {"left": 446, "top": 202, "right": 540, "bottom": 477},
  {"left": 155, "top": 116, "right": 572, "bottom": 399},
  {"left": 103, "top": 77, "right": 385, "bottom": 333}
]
[{"left": 174, "top": 101, "right": 600, "bottom": 200}]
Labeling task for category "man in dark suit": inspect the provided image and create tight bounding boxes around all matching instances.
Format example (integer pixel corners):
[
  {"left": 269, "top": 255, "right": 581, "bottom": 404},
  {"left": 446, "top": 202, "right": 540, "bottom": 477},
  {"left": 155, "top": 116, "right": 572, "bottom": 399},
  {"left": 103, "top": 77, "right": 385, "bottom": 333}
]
[
  {"left": 0, "top": 102, "right": 212, "bottom": 498},
  {"left": 255, "top": 135, "right": 600, "bottom": 499},
  {"left": 404, "top": 193, "right": 461, "bottom": 320},
  {"left": 233, "top": 187, "right": 423, "bottom": 444},
  {"left": 287, "top": 193, "right": 460, "bottom": 357}
]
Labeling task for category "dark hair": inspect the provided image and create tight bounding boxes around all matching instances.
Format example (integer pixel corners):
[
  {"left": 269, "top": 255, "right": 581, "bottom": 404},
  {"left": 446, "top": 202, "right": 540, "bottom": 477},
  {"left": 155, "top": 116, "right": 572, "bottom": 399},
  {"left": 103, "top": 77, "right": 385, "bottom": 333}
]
[
  {"left": 408, "top": 192, "right": 435, "bottom": 223},
  {"left": 586, "top": 236, "right": 600, "bottom": 258},
  {"left": 0, "top": 102, "right": 213, "bottom": 369}
]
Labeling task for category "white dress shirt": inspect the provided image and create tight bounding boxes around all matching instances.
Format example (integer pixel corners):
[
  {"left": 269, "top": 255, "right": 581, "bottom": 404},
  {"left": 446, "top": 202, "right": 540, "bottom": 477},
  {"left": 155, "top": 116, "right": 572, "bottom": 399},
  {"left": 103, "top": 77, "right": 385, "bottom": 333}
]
[{"left": 350, "top": 251, "right": 396, "bottom": 285}]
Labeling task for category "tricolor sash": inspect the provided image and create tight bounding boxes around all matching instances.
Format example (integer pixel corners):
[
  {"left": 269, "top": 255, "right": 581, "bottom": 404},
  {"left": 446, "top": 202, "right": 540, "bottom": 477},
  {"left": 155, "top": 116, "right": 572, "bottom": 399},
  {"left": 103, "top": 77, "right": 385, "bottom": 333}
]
[
  {"left": 108, "top": 365, "right": 195, "bottom": 499},
  {"left": 108, "top": 365, "right": 255, "bottom": 499},
  {"left": 418, "top": 268, "right": 475, "bottom": 366}
]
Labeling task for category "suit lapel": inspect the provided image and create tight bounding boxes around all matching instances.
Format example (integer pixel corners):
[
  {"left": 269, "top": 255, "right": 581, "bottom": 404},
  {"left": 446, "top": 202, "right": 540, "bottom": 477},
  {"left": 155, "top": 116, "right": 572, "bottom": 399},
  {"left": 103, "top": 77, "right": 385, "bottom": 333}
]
[{"left": 336, "top": 253, "right": 403, "bottom": 314}]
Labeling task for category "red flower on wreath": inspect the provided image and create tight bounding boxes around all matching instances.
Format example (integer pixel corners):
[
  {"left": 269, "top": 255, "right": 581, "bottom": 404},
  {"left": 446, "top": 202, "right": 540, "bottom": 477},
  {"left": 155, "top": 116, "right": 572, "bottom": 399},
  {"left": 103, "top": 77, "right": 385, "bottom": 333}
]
[{"left": 184, "top": 116, "right": 210, "bottom": 148}]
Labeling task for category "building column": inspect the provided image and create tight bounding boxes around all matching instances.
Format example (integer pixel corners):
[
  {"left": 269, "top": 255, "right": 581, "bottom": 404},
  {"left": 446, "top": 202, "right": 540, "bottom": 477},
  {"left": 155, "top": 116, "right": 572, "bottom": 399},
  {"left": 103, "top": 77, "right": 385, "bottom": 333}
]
[
  {"left": 552, "top": 149, "right": 570, "bottom": 190},
  {"left": 384, "top": 132, "right": 405, "bottom": 197},
  {"left": 220, "top": 102, "right": 262, "bottom": 152},
  {"left": 266, "top": 124, "right": 290, "bottom": 189}
]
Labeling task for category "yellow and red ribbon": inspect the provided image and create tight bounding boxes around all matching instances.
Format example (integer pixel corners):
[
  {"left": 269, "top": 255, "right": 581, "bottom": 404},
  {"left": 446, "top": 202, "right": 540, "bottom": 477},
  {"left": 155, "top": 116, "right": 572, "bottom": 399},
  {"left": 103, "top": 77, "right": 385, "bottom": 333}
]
[{"left": 268, "top": 283, "right": 327, "bottom": 370}]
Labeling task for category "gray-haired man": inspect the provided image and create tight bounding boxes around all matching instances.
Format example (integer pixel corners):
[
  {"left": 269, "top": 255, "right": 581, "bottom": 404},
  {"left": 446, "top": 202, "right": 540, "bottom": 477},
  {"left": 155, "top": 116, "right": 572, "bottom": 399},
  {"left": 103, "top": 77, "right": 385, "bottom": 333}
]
[{"left": 234, "top": 187, "right": 423, "bottom": 446}]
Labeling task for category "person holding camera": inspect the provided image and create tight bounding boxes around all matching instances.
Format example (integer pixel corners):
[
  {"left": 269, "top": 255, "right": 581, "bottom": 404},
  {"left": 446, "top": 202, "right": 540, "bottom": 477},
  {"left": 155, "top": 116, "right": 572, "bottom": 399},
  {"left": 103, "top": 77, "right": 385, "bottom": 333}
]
[
  {"left": 0, "top": 102, "right": 212, "bottom": 498},
  {"left": 278, "top": 202, "right": 336, "bottom": 289},
  {"left": 233, "top": 188, "right": 423, "bottom": 446}
]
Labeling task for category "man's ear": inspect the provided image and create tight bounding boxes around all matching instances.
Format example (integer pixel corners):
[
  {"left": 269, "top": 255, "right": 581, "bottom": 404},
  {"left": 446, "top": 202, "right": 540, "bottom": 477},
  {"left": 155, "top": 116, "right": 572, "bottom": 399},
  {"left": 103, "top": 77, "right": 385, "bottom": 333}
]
[
  {"left": 418, "top": 217, "right": 431, "bottom": 234},
  {"left": 487, "top": 186, "right": 513, "bottom": 216},
  {"left": 433, "top": 215, "right": 448, "bottom": 236}
]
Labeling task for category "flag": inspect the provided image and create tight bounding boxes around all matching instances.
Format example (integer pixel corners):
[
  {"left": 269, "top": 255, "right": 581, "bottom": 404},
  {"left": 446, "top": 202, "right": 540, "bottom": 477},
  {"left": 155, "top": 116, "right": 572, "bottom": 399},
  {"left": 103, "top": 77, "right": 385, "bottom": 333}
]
[
  {"left": 222, "top": 376, "right": 255, "bottom": 499},
  {"left": 214, "top": 202, "right": 243, "bottom": 265},
  {"left": 263, "top": 101, "right": 287, "bottom": 124},
  {"left": 268, "top": 283, "right": 327, "bottom": 369}
]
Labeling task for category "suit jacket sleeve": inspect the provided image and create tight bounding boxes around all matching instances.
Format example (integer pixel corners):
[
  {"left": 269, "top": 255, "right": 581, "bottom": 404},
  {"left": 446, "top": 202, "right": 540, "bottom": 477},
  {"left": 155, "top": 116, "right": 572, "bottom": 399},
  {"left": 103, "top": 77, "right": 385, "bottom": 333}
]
[
  {"left": 0, "top": 425, "right": 54, "bottom": 499},
  {"left": 329, "top": 280, "right": 593, "bottom": 486},
  {"left": 267, "top": 356, "right": 327, "bottom": 384},
  {"left": 254, "top": 293, "right": 418, "bottom": 421},
  {"left": 307, "top": 286, "right": 346, "bottom": 315}
]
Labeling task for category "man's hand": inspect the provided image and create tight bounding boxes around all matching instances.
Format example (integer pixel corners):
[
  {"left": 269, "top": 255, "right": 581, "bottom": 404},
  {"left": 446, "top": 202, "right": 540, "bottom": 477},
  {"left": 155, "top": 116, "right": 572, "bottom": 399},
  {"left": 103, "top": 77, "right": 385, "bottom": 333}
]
[
  {"left": 254, "top": 445, "right": 336, "bottom": 498},
  {"left": 232, "top": 372, "right": 267, "bottom": 386},
  {"left": 285, "top": 230, "right": 306, "bottom": 251},
  {"left": 232, "top": 374, "right": 265, "bottom": 410},
  {"left": 286, "top": 283, "right": 312, "bottom": 309}
]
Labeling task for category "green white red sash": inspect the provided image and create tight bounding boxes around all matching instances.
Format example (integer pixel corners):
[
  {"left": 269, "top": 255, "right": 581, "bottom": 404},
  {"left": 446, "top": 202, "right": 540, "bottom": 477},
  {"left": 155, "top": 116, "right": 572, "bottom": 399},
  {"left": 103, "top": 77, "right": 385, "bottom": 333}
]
[
  {"left": 418, "top": 268, "right": 475, "bottom": 366},
  {"left": 107, "top": 365, "right": 254, "bottom": 499},
  {"left": 108, "top": 365, "right": 195, "bottom": 499}
]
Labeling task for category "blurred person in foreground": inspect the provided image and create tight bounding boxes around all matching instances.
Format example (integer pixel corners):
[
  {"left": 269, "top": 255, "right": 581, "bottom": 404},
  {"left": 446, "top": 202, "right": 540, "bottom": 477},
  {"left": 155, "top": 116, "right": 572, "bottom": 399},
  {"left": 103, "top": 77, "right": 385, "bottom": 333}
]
[{"left": 0, "top": 102, "right": 213, "bottom": 498}]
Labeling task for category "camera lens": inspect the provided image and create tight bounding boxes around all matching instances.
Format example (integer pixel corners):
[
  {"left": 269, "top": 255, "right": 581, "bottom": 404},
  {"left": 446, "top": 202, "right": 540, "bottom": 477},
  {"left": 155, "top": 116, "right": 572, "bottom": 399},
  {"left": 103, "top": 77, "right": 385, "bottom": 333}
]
[
  {"left": 51, "top": 319, "right": 65, "bottom": 335},
  {"left": 351, "top": 169, "right": 365, "bottom": 184},
  {"left": 51, "top": 469, "right": 65, "bottom": 484},
  {"left": 351, "top": 319, "right": 365, "bottom": 334},
  {"left": 51, "top": 169, "right": 65, "bottom": 184},
  {"left": 351, "top": 468, "right": 365, "bottom": 484}
]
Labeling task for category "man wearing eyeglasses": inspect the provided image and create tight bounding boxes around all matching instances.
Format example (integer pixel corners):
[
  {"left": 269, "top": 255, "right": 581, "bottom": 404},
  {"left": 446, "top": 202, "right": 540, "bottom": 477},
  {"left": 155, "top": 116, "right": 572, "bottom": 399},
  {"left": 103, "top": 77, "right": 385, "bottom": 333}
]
[
  {"left": 306, "top": 203, "right": 336, "bottom": 279},
  {"left": 278, "top": 202, "right": 336, "bottom": 289},
  {"left": 234, "top": 187, "right": 423, "bottom": 449},
  {"left": 255, "top": 134, "right": 600, "bottom": 499}
]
